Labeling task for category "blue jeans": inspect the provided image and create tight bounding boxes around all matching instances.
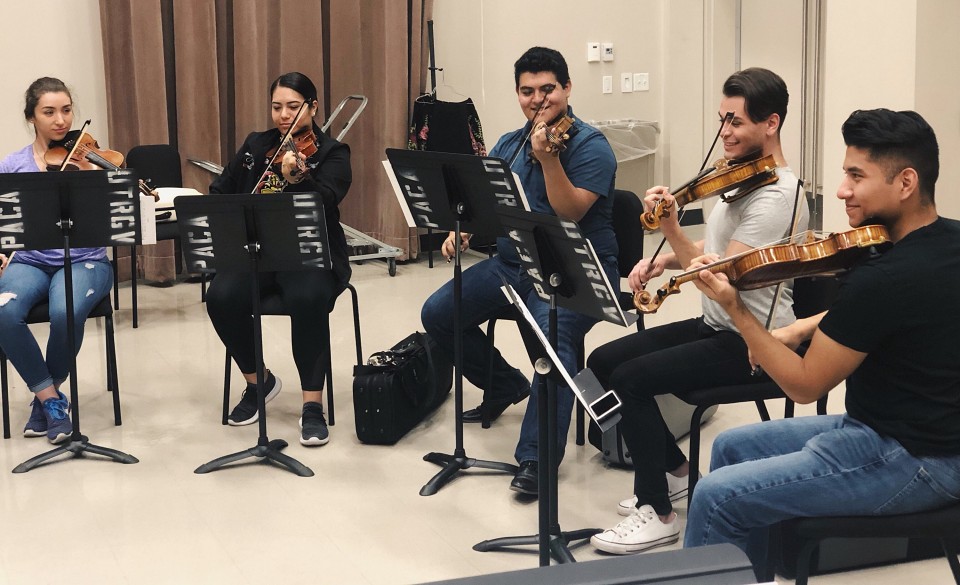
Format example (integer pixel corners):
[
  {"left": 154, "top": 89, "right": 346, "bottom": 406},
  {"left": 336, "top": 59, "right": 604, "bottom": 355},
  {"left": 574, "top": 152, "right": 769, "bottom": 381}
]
[
  {"left": 684, "top": 414, "right": 960, "bottom": 566},
  {"left": 421, "top": 254, "right": 616, "bottom": 464},
  {"left": 0, "top": 259, "right": 113, "bottom": 393}
]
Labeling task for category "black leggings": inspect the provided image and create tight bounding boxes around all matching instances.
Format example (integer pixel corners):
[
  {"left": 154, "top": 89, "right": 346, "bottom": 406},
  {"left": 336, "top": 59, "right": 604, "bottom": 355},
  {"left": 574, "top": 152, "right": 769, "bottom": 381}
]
[
  {"left": 205, "top": 270, "right": 343, "bottom": 391},
  {"left": 586, "top": 317, "right": 762, "bottom": 516}
]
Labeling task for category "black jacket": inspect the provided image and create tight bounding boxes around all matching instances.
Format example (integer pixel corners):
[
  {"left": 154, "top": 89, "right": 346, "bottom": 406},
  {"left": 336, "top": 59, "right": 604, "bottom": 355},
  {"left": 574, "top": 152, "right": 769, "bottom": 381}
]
[{"left": 210, "top": 123, "right": 352, "bottom": 285}]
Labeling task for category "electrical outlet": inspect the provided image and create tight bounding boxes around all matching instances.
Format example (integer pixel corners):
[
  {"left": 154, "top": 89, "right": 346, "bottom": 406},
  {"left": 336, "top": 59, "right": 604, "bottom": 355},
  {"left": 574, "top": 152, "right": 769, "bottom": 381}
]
[
  {"left": 633, "top": 72, "right": 650, "bottom": 91},
  {"left": 602, "top": 76, "right": 613, "bottom": 94},
  {"left": 620, "top": 73, "right": 633, "bottom": 93}
]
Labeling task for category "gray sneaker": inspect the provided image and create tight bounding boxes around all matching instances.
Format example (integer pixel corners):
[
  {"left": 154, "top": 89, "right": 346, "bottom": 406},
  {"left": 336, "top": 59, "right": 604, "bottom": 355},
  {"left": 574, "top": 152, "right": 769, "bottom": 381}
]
[
  {"left": 299, "top": 402, "right": 329, "bottom": 446},
  {"left": 23, "top": 396, "right": 48, "bottom": 437},
  {"left": 41, "top": 392, "right": 71, "bottom": 444}
]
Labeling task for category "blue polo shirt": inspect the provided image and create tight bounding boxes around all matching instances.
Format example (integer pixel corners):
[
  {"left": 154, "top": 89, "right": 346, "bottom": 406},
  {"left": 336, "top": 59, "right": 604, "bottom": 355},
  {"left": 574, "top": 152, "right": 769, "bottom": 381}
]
[{"left": 489, "top": 107, "right": 618, "bottom": 265}]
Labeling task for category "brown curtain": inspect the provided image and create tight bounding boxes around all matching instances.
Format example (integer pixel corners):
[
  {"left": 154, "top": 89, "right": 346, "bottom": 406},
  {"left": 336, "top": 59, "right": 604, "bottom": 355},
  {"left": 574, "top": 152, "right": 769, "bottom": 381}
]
[{"left": 100, "top": 0, "right": 433, "bottom": 279}]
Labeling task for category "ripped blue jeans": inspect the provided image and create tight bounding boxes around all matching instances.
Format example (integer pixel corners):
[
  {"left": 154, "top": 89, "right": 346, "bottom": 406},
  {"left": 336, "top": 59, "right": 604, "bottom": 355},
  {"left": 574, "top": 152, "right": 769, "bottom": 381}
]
[
  {"left": 684, "top": 414, "right": 960, "bottom": 567},
  {"left": 0, "top": 259, "right": 113, "bottom": 393}
]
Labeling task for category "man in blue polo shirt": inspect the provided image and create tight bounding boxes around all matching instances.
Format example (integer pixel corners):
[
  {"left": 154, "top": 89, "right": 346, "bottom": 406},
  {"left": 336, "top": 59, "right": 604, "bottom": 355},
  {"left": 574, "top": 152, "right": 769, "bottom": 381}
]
[{"left": 421, "top": 46, "right": 618, "bottom": 494}]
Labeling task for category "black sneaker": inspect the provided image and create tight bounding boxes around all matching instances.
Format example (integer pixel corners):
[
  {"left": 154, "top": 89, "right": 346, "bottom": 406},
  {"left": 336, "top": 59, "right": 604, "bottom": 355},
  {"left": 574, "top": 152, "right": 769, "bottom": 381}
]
[
  {"left": 227, "top": 372, "right": 282, "bottom": 426},
  {"left": 299, "top": 402, "right": 329, "bottom": 446}
]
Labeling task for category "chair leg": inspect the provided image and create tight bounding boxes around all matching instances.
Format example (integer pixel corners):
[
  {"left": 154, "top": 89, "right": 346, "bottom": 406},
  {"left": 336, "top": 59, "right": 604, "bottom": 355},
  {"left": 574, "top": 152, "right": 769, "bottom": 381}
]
[
  {"left": 483, "top": 319, "right": 498, "bottom": 429},
  {"left": 201, "top": 273, "right": 208, "bottom": 303},
  {"left": 348, "top": 283, "right": 362, "bottom": 365},
  {"left": 687, "top": 404, "right": 710, "bottom": 506},
  {"left": 106, "top": 313, "right": 121, "bottom": 426},
  {"left": 222, "top": 351, "right": 232, "bottom": 425},
  {"left": 784, "top": 398, "right": 795, "bottom": 419},
  {"left": 1, "top": 354, "right": 9, "bottom": 439},
  {"left": 326, "top": 346, "right": 335, "bottom": 426},
  {"left": 755, "top": 400, "right": 771, "bottom": 421},
  {"left": 575, "top": 339, "right": 585, "bottom": 446},
  {"left": 942, "top": 537, "right": 960, "bottom": 585},
  {"left": 112, "top": 246, "right": 121, "bottom": 310},
  {"left": 130, "top": 245, "right": 138, "bottom": 329},
  {"left": 816, "top": 395, "right": 829, "bottom": 416},
  {"left": 794, "top": 539, "right": 819, "bottom": 585}
]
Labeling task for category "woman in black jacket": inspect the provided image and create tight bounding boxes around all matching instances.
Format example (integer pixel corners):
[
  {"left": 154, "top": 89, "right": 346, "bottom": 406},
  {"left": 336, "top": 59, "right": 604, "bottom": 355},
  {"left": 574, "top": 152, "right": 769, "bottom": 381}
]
[{"left": 207, "top": 72, "right": 351, "bottom": 446}]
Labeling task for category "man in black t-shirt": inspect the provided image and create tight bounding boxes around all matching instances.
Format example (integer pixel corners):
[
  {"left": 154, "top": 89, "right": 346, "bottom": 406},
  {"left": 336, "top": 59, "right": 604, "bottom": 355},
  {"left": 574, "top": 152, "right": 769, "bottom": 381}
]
[{"left": 683, "top": 108, "right": 960, "bottom": 566}]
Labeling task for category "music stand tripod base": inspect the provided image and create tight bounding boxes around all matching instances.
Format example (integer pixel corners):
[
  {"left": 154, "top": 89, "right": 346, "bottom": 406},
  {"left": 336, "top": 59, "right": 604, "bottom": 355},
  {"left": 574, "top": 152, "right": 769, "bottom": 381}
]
[
  {"left": 420, "top": 452, "right": 518, "bottom": 496},
  {"left": 194, "top": 438, "right": 313, "bottom": 477},
  {"left": 12, "top": 435, "right": 139, "bottom": 473}
]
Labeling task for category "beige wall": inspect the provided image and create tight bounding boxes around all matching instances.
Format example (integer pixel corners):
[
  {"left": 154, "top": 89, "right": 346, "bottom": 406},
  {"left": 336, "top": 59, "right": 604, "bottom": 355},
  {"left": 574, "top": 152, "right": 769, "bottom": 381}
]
[{"left": 0, "top": 1, "right": 108, "bottom": 158}]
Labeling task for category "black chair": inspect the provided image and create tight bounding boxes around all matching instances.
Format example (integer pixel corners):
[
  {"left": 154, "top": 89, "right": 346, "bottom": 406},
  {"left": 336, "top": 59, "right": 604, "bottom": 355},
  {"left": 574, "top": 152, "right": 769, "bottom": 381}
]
[
  {"left": 1, "top": 295, "right": 121, "bottom": 439},
  {"left": 483, "top": 189, "right": 646, "bottom": 443},
  {"left": 113, "top": 144, "right": 184, "bottom": 327},
  {"left": 768, "top": 502, "right": 960, "bottom": 585},
  {"left": 679, "top": 275, "right": 841, "bottom": 505},
  {"left": 222, "top": 283, "right": 362, "bottom": 427}
]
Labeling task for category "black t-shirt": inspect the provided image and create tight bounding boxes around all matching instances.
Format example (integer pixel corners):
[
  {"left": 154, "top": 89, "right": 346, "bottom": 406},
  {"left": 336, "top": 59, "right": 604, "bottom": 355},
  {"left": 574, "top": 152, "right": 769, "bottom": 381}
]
[{"left": 819, "top": 217, "right": 960, "bottom": 455}]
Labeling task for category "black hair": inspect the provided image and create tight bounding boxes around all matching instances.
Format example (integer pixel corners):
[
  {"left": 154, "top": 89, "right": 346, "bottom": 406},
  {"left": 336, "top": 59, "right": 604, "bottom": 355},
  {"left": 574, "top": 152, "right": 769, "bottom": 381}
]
[
  {"left": 269, "top": 72, "right": 318, "bottom": 103},
  {"left": 722, "top": 68, "right": 788, "bottom": 133},
  {"left": 841, "top": 108, "right": 939, "bottom": 202},
  {"left": 514, "top": 47, "right": 570, "bottom": 89},
  {"left": 24, "top": 77, "right": 71, "bottom": 121}
]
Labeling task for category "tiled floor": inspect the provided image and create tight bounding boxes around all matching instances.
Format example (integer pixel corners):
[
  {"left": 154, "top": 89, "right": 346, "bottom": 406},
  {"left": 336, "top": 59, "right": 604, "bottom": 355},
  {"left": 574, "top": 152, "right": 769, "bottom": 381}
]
[{"left": 0, "top": 253, "right": 953, "bottom": 584}]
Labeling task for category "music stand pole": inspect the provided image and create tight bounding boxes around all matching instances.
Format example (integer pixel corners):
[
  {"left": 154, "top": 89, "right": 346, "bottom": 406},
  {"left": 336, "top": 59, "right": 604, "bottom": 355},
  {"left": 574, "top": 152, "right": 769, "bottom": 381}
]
[
  {"left": 420, "top": 210, "right": 518, "bottom": 495},
  {"left": 13, "top": 188, "right": 139, "bottom": 473},
  {"left": 194, "top": 206, "right": 313, "bottom": 477},
  {"left": 473, "top": 280, "right": 598, "bottom": 564}
]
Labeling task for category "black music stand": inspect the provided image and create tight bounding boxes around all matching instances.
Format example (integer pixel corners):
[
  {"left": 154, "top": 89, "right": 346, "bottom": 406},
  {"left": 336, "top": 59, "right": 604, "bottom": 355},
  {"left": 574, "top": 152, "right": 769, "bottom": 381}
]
[
  {"left": 0, "top": 170, "right": 141, "bottom": 473},
  {"left": 473, "top": 206, "right": 631, "bottom": 565},
  {"left": 175, "top": 192, "right": 331, "bottom": 477},
  {"left": 384, "top": 148, "right": 529, "bottom": 496}
]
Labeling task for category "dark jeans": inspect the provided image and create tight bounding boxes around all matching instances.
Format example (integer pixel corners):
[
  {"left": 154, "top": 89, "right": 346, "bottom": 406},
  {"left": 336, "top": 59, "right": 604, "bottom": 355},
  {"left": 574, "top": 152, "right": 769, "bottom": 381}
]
[
  {"left": 205, "top": 269, "right": 343, "bottom": 390},
  {"left": 586, "top": 317, "right": 762, "bottom": 516}
]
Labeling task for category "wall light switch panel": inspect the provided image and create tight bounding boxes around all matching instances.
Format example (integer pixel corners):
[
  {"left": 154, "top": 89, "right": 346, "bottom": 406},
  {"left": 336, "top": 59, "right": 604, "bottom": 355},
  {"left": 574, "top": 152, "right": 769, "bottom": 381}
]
[
  {"left": 633, "top": 72, "right": 650, "bottom": 91},
  {"left": 621, "top": 73, "right": 633, "bottom": 93},
  {"left": 587, "top": 42, "right": 601, "bottom": 62},
  {"left": 601, "top": 42, "right": 614, "bottom": 62},
  {"left": 602, "top": 76, "right": 613, "bottom": 94}
]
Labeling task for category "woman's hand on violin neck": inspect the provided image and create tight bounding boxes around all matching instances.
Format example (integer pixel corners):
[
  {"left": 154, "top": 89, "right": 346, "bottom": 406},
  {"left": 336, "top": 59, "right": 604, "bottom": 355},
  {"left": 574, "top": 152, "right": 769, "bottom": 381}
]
[
  {"left": 643, "top": 185, "right": 670, "bottom": 206},
  {"left": 280, "top": 151, "right": 305, "bottom": 184}
]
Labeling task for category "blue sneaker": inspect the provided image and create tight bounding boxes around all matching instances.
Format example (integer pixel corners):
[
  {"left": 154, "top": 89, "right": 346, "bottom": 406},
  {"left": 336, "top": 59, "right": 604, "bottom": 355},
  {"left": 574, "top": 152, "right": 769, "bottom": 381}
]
[
  {"left": 22, "top": 397, "right": 47, "bottom": 437},
  {"left": 41, "top": 392, "right": 71, "bottom": 444}
]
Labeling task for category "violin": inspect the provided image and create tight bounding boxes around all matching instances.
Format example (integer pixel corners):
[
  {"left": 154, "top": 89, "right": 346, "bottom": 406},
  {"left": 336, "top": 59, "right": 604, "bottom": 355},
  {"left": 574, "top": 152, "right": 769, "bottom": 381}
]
[
  {"left": 632, "top": 224, "right": 892, "bottom": 314},
  {"left": 640, "top": 152, "right": 779, "bottom": 231},
  {"left": 44, "top": 127, "right": 158, "bottom": 201},
  {"left": 265, "top": 126, "right": 318, "bottom": 178},
  {"left": 526, "top": 114, "right": 576, "bottom": 166}
]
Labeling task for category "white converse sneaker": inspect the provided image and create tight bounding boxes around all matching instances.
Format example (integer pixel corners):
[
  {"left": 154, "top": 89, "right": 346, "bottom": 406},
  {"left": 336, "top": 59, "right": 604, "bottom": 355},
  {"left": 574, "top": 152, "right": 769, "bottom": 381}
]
[
  {"left": 617, "top": 472, "right": 697, "bottom": 516},
  {"left": 591, "top": 505, "right": 680, "bottom": 555}
]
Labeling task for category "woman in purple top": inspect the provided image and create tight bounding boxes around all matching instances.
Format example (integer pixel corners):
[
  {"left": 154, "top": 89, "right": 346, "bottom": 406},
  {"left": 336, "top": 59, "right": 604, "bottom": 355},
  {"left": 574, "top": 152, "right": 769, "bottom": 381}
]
[{"left": 0, "top": 77, "right": 113, "bottom": 444}]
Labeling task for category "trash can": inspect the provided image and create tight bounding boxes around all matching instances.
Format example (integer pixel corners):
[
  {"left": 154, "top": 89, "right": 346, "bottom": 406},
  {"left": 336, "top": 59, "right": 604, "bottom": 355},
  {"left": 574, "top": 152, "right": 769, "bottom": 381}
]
[{"left": 588, "top": 119, "right": 659, "bottom": 195}]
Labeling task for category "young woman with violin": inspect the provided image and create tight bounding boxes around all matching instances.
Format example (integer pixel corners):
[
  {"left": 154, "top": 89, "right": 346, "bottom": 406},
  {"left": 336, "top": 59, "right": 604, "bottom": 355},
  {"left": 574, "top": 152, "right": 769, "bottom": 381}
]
[
  {"left": 420, "top": 47, "right": 619, "bottom": 495},
  {"left": 205, "top": 72, "right": 351, "bottom": 446},
  {"left": 586, "top": 68, "right": 808, "bottom": 555},
  {"left": 0, "top": 77, "right": 114, "bottom": 444},
  {"left": 685, "top": 108, "right": 960, "bottom": 567}
]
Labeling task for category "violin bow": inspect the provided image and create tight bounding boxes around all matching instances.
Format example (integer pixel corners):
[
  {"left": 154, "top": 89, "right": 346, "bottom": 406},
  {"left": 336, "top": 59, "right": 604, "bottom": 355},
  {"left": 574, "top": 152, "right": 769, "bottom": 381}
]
[
  {"left": 57, "top": 119, "right": 92, "bottom": 172},
  {"left": 507, "top": 87, "right": 556, "bottom": 168},
  {"left": 752, "top": 177, "right": 805, "bottom": 376},
  {"left": 251, "top": 101, "right": 309, "bottom": 194},
  {"left": 646, "top": 112, "right": 734, "bottom": 268}
]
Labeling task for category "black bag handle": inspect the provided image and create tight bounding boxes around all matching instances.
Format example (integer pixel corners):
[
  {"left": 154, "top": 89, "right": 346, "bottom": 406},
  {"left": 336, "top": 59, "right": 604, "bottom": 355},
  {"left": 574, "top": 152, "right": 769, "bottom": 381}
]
[{"left": 399, "top": 332, "right": 438, "bottom": 407}]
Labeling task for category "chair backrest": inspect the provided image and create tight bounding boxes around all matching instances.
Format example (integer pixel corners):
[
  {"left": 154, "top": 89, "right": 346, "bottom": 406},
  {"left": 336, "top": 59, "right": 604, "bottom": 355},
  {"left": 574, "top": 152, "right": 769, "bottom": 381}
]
[
  {"left": 126, "top": 144, "right": 183, "bottom": 188},
  {"left": 611, "top": 189, "right": 645, "bottom": 278}
]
